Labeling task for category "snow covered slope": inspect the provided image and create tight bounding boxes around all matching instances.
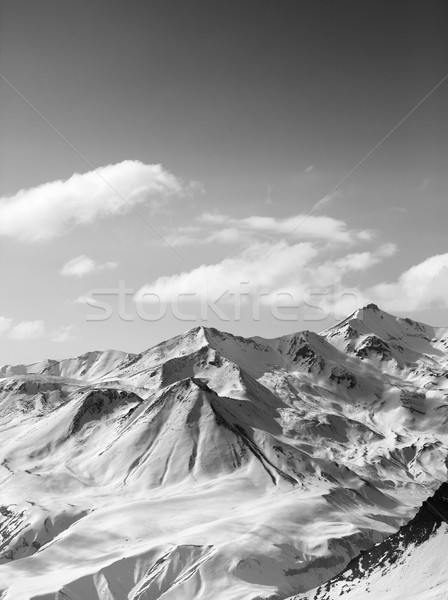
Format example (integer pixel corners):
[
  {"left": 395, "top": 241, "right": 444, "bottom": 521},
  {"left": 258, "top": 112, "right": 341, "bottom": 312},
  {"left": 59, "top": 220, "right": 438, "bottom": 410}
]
[
  {"left": 0, "top": 349, "right": 133, "bottom": 380},
  {"left": 323, "top": 303, "right": 448, "bottom": 373},
  {"left": 0, "top": 305, "right": 447, "bottom": 599},
  {"left": 292, "top": 482, "right": 448, "bottom": 600}
]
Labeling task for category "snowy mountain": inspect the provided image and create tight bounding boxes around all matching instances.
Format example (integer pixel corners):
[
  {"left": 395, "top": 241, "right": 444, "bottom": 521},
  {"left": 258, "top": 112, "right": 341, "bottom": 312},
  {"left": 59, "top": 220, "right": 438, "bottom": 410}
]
[
  {"left": 0, "top": 305, "right": 447, "bottom": 599},
  {"left": 291, "top": 482, "right": 448, "bottom": 600}
]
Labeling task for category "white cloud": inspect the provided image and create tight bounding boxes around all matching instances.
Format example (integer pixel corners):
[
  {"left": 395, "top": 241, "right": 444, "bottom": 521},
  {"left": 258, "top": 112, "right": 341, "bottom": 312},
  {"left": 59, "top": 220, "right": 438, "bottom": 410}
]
[
  {"left": 9, "top": 320, "right": 46, "bottom": 341},
  {"left": 61, "top": 255, "right": 118, "bottom": 277},
  {"left": 50, "top": 325, "right": 78, "bottom": 342},
  {"left": 366, "top": 253, "right": 448, "bottom": 312},
  {"left": 135, "top": 241, "right": 392, "bottom": 310},
  {"left": 136, "top": 242, "right": 318, "bottom": 305},
  {"left": 0, "top": 317, "right": 12, "bottom": 336},
  {"left": 1, "top": 318, "right": 77, "bottom": 343},
  {"left": 0, "top": 160, "right": 196, "bottom": 242},
  {"left": 159, "top": 210, "right": 372, "bottom": 249},
  {"left": 161, "top": 226, "right": 202, "bottom": 248},
  {"left": 205, "top": 228, "right": 247, "bottom": 245},
  {"left": 198, "top": 212, "right": 371, "bottom": 244},
  {"left": 333, "top": 243, "right": 396, "bottom": 272},
  {"left": 199, "top": 213, "right": 229, "bottom": 225}
]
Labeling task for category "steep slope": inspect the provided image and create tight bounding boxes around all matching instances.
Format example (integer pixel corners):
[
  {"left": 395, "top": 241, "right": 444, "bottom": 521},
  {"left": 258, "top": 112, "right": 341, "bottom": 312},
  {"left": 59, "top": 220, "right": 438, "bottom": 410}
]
[
  {"left": 0, "top": 306, "right": 448, "bottom": 599},
  {"left": 292, "top": 482, "right": 448, "bottom": 600}
]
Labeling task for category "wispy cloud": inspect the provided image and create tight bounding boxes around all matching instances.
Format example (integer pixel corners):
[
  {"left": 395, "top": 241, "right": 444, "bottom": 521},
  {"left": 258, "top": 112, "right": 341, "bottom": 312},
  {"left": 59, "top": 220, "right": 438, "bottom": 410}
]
[
  {"left": 0, "top": 317, "right": 78, "bottom": 343},
  {"left": 333, "top": 243, "right": 396, "bottom": 271},
  {"left": 311, "top": 190, "right": 342, "bottom": 212},
  {"left": 198, "top": 212, "right": 372, "bottom": 244},
  {"left": 162, "top": 227, "right": 247, "bottom": 248},
  {"left": 9, "top": 320, "right": 46, "bottom": 341},
  {"left": 265, "top": 184, "right": 274, "bottom": 205},
  {"left": 161, "top": 226, "right": 203, "bottom": 248},
  {"left": 0, "top": 160, "right": 197, "bottom": 242},
  {"left": 0, "top": 317, "right": 12, "bottom": 336},
  {"left": 61, "top": 255, "right": 118, "bottom": 277},
  {"left": 50, "top": 324, "right": 78, "bottom": 342},
  {"left": 419, "top": 178, "right": 432, "bottom": 193},
  {"left": 156, "top": 210, "right": 373, "bottom": 249}
]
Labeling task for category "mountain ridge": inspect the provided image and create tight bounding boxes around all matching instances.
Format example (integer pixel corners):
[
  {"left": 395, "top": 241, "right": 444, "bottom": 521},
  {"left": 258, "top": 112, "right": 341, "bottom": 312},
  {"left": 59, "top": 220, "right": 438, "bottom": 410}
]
[
  {"left": 0, "top": 305, "right": 447, "bottom": 599},
  {"left": 3, "top": 303, "right": 445, "bottom": 383}
]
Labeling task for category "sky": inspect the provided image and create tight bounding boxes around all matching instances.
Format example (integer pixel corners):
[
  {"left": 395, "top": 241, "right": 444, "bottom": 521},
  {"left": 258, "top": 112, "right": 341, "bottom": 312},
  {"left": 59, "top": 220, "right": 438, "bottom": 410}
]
[{"left": 0, "top": 0, "right": 448, "bottom": 365}]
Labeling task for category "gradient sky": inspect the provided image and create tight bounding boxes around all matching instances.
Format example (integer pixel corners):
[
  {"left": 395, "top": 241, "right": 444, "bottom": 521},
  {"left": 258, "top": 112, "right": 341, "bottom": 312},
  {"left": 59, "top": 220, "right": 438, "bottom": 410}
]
[{"left": 1, "top": 0, "right": 448, "bottom": 365}]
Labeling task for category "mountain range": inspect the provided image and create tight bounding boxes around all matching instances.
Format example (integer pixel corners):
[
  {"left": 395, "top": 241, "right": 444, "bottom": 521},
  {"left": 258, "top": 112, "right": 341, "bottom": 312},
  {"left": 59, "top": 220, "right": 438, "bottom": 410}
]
[{"left": 0, "top": 304, "right": 447, "bottom": 599}]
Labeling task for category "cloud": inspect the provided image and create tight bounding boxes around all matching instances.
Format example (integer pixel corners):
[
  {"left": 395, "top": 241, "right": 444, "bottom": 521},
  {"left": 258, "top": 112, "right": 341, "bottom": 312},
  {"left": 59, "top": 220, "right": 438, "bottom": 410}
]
[
  {"left": 1, "top": 317, "right": 78, "bottom": 342},
  {"left": 0, "top": 317, "right": 12, "bottom": 336},
  {"left": 61, "top": 255, "right": 118, "bottom": 277},
  {"left": 312, "top": 190, "right": 342, "bottom": 212},
  {"left": 158, "top": 210, "right": 372, "bottom": 249},
  {"left": 9, "top": 320, "right": 46, "bottom": 341},
  {"left": 50, "top": 324, "right": 78, "bottom": 342},
  {"left": 333, "top": 243, "right": 396, "bottom": 272},
  {"left": 197, "top": 212, "right": 371, "bottom": 244},
  {"left": 0, "top": 160, "right": 197, "bottom": 242},
  {"left": 205, "top": 228, "right": 247, "bottom": 245},
  {"left": 265, "top": 184, "right": 274, "bottom": 205},
  {"left": 419, "top": 178, "right": 432, "bottom": 193},
  {"left": 365, "top": 253, "right": 448, "bottom": 312},
  {"left": 135, "top": 241, "right": 393, "bottom": 310},
  {"left": 161, "top": 226, "right": 203, "bottom": 248},
  {"left": 136, "top": 242, "right": 318, "bottom": 306}
]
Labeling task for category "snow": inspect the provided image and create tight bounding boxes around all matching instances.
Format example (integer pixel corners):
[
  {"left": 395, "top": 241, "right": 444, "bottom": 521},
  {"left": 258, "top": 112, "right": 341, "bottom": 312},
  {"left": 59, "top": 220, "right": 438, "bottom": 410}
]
[
  {"left": 0, "top": 349, "right": 132, "bottom": 380},
  {"left": 0, "top": 305, "right": 447, "bottom": 599},
  {"left": 292, "top": 523, "right": 448, "bottom": 600}
]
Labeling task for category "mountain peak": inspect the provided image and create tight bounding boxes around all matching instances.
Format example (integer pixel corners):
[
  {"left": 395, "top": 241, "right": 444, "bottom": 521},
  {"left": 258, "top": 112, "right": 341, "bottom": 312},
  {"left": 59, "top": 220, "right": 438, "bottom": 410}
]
[
  {"left": 352, "top": 303, "right": 385, "bottom": 321},
  {"left": 322, "top": 303, "right": 447, "bottom": 363},
  {"left": 363, "top": 302, "right": 379, "bottom": 311},
  {"left": 321, "top": 304, "right": 388, "bottom": 335}
]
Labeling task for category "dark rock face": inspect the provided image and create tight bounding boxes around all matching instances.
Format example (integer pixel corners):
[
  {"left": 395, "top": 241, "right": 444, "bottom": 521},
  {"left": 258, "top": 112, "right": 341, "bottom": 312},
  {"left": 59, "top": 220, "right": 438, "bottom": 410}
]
[
  {"left": 364, "top": 303, "right": 379, "bottom": 311},
  {"left": 69, "top": 389, "right": 142, "bottom": 435},
  {"left": 355, "top": 335, "right": 393, "bottom": 361},
  {"left": 328, "top": 367, "right": 357, "bottom": 389}
]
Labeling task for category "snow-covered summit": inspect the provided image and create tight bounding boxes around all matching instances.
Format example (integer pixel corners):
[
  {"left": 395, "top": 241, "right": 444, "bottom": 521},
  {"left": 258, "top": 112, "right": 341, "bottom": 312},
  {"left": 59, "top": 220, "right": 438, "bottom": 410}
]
[{"left": 322, "top": 304, "right": 448, "bottom": 370}]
